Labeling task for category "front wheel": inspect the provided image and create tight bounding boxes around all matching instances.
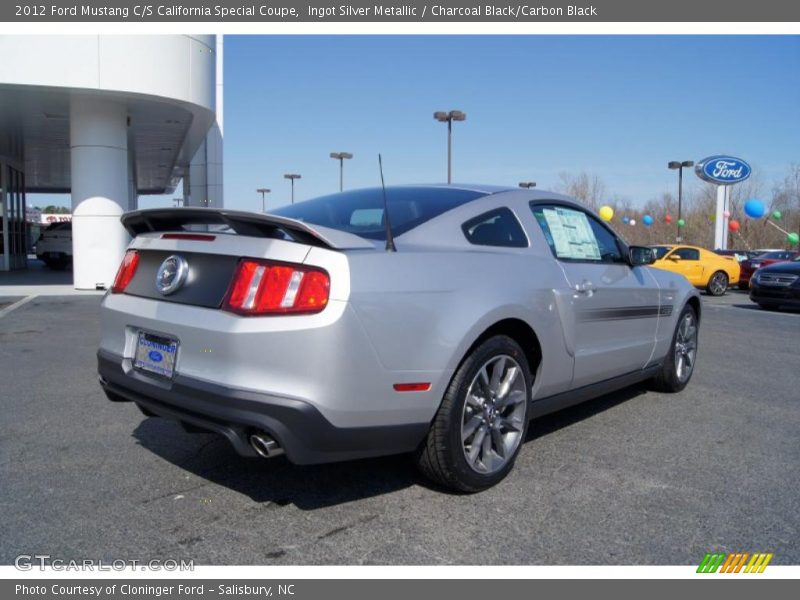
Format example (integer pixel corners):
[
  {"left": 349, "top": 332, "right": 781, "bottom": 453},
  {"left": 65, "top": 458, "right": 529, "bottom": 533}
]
[
  {"left": 415, "top": 335, "right": 532, "bottom": 492},
  {"left": 706, "top": 271, "right": 729, "bottom": 296},
  {"left": 652, "top": 305, "right": 698, "bottom": 393}
]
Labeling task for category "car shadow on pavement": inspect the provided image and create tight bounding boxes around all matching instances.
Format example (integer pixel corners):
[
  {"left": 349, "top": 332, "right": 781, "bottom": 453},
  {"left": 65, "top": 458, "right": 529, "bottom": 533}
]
[
  {"left": 132, "top": 383, "right": 651, "bottom": 504},
  {"left": 526, "top": 383, "right": 649, "bottom": 442},
  {"left": 131, "top": 418, "right": 419, "bottom": 510},
  {"left": 732, "top": 303, "right": 800, "bottom": 314}
]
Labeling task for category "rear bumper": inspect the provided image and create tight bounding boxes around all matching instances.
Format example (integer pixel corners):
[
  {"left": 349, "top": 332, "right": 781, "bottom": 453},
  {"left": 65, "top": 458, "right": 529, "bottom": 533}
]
[{"left": 98, "top": 349, "right": 429, "bottom": 464}]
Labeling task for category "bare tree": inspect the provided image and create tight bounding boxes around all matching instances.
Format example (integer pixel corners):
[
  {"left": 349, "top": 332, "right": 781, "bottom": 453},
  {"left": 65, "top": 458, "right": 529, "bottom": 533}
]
[{"left": 556, "top": 172, "right": 606, "bottom": 211}]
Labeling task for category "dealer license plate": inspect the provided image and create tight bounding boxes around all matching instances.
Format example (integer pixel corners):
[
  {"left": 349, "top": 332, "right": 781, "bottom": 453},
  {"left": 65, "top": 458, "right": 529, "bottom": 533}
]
[{"left": 134, "top": 332, "right": 179, "bottom": 378}]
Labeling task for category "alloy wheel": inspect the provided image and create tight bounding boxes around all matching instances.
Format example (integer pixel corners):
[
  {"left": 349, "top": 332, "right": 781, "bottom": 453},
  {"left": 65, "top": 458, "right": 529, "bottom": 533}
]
[
  {"left": 674, "top": 312, "right": 698, "bottom": 383},
  {"left": 461, "top": 355, "right": 527, "bottom": 474}
]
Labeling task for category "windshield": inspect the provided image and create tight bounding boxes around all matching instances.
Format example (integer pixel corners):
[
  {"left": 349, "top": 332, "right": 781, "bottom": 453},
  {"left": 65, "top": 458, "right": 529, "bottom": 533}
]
[
  {"left": 272, "top": 187, "right": 485, "bottom": 240},
  {"left": 650, "top": 245, "right": 673, "bottom": 259}
]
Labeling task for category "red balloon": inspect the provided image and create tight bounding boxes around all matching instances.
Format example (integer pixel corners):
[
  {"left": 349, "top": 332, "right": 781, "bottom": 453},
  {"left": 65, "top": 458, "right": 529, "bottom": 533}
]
[
  {"left": 728, "top": 219, "right": 741, "bottom": 232},
  {"left": 665, "top": 215, "right": 673, "bottom": 224}
]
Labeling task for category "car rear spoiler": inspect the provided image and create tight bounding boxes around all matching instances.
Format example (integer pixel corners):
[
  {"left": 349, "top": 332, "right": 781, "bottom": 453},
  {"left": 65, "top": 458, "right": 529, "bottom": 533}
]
[{"left": 121, "top": 208, "right": 376, "bottom": 250}]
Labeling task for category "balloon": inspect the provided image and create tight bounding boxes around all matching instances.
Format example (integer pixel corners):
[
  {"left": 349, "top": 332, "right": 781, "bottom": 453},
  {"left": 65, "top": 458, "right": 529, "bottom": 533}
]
[
  {"left": 788, "top": 232, "right": 800, "bottom": 245},
  {"left": 677, "top": 218, "right": 686, "bottom": 228},
  {"left": 728, "top": 219, "right": 740, "bottom": 232},
  {"left": 643, "top": 215, "right": 654, "bottom": 226},
  {"left": 772, "top": 210, "right": 782, "bottom": 221},
  {"left": 665, "top": 215, "right": 673, "bottom": 224},
  {"left": 622, "top": 216, "right": 630, "bottom": 224},
  {"left": 743, "top": 199, "right": 766, "bottom": 219},
  {"left": 599, "top": 205, "right": 614, "bottom": 222},
  {"left": 722, "top": 211, "right": 730, "bottom": 218},
  {"left": 629, "top": 219, "right": 636, "bottom": 226}
]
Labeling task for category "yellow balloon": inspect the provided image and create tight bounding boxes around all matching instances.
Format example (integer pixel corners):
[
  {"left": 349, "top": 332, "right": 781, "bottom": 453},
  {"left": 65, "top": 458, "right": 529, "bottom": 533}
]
[{"left": 599, "top": 205, "right": 614, "bottom": 222}]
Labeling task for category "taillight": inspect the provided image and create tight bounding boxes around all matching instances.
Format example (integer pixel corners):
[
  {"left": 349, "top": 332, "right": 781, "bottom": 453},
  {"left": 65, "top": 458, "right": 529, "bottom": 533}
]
[
  {"left": 223, "top": 259, "right": 330, "bottom": 315},
  {"left": 111, "top": 250, "right": 140, "bottom": 294}
]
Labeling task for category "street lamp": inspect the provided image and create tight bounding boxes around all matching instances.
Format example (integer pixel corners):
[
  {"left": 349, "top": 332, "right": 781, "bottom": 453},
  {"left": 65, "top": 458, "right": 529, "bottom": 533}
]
[
  {"left": 329, "top": 152, "right": 353, "bottom": 192},
  {"left": 668, "top": 160, "right": 694, "bottom": 242},
  {"left": 433, "top": 110, "right": 466, "bottom": 184},
  {"left": 283, "top": 174, "right": 301, "bottom": 204},
  {"left": 518, "top": 182, "right": 537, "bottom": 189},
  {"left": 256, "top": 188, "right": 270, "bottom": 212}
]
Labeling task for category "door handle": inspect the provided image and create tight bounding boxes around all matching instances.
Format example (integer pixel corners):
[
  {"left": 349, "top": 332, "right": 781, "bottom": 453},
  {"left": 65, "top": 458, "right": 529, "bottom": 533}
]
[{"left": 574, "top": 280, "right": 596, "bottom": 297}]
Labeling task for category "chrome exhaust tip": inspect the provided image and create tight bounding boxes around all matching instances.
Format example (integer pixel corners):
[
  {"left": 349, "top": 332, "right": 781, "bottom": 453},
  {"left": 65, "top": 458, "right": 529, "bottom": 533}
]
[{"left": 249, "top": 432, "right": 284, "bottom": 458}]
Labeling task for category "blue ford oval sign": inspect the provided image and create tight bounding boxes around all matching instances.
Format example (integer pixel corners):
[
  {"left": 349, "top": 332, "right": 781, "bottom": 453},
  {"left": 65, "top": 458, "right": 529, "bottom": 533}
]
[
  {"left": 148, "top": 350, "right": 163, "bottom": 363},
  {"left": 695, "top": 155, "right": 751, "bottom": 185}
]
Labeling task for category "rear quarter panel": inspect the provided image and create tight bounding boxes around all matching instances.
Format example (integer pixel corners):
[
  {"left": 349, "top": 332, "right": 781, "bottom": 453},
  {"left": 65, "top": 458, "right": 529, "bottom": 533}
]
[{"left": 345, "top": 249, "right": 575, "bottom": 401}]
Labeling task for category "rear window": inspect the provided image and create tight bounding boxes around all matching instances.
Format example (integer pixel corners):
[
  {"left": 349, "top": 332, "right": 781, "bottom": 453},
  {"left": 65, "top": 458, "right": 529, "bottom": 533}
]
[
  {"left": 272, "top": 187, "right": 485, "bottom": 240},
  {"left": 650, "top": 245, "right": 672, "bottom": 259}
]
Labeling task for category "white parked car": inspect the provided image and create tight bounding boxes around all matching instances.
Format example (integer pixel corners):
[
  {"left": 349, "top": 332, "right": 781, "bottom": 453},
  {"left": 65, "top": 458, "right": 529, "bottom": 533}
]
[{"left": 36, "top": 222, "right": 72, "bottom": 270}]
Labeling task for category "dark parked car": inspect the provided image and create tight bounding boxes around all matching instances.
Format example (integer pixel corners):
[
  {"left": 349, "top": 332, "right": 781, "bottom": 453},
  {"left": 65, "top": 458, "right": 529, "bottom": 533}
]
[
  {"left": 714, "top": 249, "right": 760, "bottom": 263},
  {"left": 749, "top": 255, "right": 800, "bottom": 310},
  {"left": 739, "top": 250, "right": 799, "bottom": 289}
]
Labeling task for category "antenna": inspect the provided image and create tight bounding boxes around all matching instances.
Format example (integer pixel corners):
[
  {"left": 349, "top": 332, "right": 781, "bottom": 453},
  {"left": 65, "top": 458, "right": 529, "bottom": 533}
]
[{"left": 378, "top": 153, "right": 396, "bottom": 252}]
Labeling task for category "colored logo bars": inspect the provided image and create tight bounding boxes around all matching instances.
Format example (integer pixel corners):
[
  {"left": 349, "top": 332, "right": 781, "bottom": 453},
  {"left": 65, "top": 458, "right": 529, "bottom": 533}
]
[{"left": 697, "top": 552, "right": 774, "bottom": 573}]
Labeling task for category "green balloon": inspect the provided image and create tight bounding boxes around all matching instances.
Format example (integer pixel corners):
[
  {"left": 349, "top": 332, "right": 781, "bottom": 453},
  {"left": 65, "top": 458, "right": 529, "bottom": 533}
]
[
  {"left": 772, "top": 210, "right": 782, "bottom": 220},
  {"left": 788, "top": 232, "right": 800, "bottom": 245},
  {"left": 677, "top": 218, "right": 686, "bottom": 228}
]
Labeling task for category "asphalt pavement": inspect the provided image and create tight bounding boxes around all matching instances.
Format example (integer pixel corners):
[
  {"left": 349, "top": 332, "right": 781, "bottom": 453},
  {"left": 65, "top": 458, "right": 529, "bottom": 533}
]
[{"left": 0, "top": 290, "right": 798, "bottom": 565}]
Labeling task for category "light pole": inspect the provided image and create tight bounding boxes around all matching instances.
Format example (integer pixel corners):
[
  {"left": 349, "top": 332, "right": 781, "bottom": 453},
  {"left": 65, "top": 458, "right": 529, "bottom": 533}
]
[
  {"left": 256, "top": 188, "right": 270, "bottom": 212},
  {"left": 284, "top": 174, "right": 301, "bottom": 204},
  {"left": 518, "top": 182, "right": 537, "bottom": 189},
  {"left": 329, "top": 152, "right": 353, "bottom": 192},
  {"left": 433, "top": 110, "right": 466, "bottom": 184},
  {"left": 668, "top": 160, "right": 694, "bottom": 242}
]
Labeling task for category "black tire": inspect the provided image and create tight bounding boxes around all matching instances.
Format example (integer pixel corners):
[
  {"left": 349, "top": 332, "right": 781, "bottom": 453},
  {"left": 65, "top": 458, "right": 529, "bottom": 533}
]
[
  {"left": 415, "top": 335, "right": 532, "bottom": 493},
  {"left": 706, "top": 271, "right": 728, "bottom": 296},
  {"left": 652, "top": 304, "right": 698, "bottom": 393},
  {"left": 48, "top": 257, "right": 69, "bottom": 271}
]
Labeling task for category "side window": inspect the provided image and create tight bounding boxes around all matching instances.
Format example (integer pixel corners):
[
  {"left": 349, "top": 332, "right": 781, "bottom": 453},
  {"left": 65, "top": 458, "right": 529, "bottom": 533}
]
[
  {"left": 531, "top": 203, "right": 624, "bottom": 263},
  {"left": 462, "top": 207, "right": 527, "bottom": 248},
  {"left": 673, "top": 248, "right": 700, "bottom": 261}
]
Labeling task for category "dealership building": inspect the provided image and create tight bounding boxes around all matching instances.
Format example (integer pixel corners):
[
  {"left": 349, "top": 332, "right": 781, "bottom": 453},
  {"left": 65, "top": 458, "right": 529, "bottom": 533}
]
[{"left": 0, "top": 35, "right": 224, "bottom": 288}]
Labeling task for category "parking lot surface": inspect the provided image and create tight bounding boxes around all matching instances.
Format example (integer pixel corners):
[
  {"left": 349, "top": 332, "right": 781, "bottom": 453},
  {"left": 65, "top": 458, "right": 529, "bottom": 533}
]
[{"left": 1, "top": 290, "right": 798, "bottom": 565}]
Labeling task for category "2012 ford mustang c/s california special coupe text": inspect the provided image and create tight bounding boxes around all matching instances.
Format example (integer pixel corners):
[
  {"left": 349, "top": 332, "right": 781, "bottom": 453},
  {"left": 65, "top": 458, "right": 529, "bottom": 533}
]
[{"left": 98, "top": 185, "right": 701, "bottom": 492}]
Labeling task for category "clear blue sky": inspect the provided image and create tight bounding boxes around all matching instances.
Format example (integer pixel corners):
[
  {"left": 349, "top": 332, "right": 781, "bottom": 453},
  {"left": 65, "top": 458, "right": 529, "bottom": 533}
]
[
  {"left": 38, "top": 35, "right": 800, "bottom": 211},
  {"left": 223, "top": 35, "right": 799, "bottom": 212}
]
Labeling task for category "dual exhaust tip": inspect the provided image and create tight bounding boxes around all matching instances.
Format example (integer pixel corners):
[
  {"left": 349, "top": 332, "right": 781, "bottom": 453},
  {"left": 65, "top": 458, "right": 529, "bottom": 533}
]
[{"left": 249, "top": 432, "right": 285, "bottom": 458}]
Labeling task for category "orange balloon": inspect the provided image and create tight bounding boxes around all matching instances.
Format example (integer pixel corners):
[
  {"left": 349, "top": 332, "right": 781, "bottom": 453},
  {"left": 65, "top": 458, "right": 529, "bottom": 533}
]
[
  {"left": 665, "top": 215, "right": 673, "bottom": 224},
  {"left": 728, "top": 219, "right": 741, "bottom": 232}
]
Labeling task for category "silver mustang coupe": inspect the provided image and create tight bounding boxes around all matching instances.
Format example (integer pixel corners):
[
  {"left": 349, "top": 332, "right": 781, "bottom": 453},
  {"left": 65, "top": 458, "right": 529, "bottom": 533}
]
[{"left": 98, "top": 185, "right": 700, "bottom": 492}]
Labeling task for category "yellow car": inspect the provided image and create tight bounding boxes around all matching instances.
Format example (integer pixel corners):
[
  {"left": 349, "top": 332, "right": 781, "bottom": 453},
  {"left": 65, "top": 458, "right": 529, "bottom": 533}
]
[{"left": 650, "top": 245, "right": 740, "bottom": 296}]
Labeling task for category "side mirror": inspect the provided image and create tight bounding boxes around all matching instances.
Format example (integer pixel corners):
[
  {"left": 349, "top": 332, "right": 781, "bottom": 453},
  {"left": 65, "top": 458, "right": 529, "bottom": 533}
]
[
  {"left": 629, "top": 246, "right": 655, "bottom": 266},
  {"left": 668, "top": 254, "right": 682, "bottom": 262}
]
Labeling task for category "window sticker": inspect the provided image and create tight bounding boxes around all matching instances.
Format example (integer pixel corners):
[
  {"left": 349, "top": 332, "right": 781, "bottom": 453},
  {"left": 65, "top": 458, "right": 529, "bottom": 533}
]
[{"left": 541, "top": 207, "right": 601, "bottom": 260}]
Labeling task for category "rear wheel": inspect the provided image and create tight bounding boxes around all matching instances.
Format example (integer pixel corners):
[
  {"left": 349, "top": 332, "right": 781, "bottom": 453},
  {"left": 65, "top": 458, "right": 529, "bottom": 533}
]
[
  {"left": 706, "top": 271, "right": 729, "bottom": 296},
  {"left": 415, "top": 335, "right": 531, "bottom": 492},
  {"left": 652, "top": 305, "right": 698, "bottom": 393}
]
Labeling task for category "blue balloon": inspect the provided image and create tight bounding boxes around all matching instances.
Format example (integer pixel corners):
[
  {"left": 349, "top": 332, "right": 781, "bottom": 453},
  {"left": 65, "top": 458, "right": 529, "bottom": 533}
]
[
  {"left": 622, "top": 216, "right": 630, "bottom": 224},
  {"left": 643, "top": 215, "right": 654, "bottom": 226},
  {"left": 744, "top": 199, "right": 766, "bottom": 219}
]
